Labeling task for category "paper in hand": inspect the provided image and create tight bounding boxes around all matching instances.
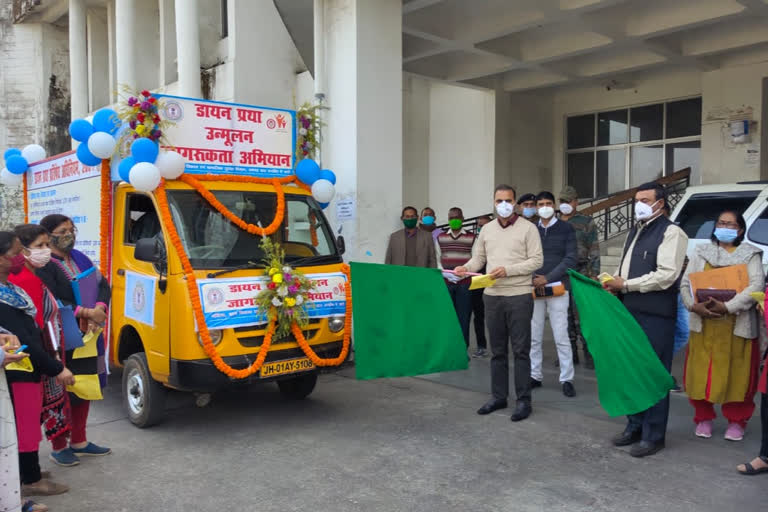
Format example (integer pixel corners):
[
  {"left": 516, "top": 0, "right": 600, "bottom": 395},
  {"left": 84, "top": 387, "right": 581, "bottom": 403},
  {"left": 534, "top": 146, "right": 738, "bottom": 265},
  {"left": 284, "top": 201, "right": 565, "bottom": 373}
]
[{"left": 469, "top": 274, "right": 497, "bottom": 290}]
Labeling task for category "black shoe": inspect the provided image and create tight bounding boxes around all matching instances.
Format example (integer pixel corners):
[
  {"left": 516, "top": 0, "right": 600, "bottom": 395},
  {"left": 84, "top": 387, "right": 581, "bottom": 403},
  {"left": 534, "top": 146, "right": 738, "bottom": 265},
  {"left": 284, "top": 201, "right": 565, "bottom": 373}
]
[
  {"left": 562, "top": 381, "right": 576, "bottom": 397},
  {"left": 630, "top": 440, "right": 665, "bottom": 458},
  {"left": 477, "top": 399, "right": 507, "bottom": 415},
  {"left": 612, "top": 429, "right": 642, "bottom": 447},
  {"left": 530, "top": 378, "right": 542, "bottom": 389},
  {"left": 510, "top": 401, "right": 532, "bottom": 422}
]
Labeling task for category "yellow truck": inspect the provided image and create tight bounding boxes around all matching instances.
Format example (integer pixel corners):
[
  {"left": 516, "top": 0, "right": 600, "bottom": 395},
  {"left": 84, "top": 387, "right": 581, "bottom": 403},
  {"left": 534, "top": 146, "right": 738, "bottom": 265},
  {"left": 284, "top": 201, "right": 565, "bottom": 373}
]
[{"left": 25, "top": 96, "right": 350, "bottom": 427}]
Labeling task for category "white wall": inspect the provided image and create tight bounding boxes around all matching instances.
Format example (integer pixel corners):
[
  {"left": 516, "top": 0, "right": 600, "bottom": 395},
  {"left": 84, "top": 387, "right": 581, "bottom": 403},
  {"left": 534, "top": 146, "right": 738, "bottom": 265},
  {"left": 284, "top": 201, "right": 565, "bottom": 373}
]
[{"left": 402, "top": 74, "right": 430, "bottom": 209}]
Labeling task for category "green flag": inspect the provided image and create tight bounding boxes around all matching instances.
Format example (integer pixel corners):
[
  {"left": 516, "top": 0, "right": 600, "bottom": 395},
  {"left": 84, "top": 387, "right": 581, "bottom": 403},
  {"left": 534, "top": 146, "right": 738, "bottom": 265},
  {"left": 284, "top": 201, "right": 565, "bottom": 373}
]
[
  {"left": 568, "top": 270, "right": 674, "bottom": 417},
  {"left": 350, "top": 262, "right": 468, "bottom": 380}
]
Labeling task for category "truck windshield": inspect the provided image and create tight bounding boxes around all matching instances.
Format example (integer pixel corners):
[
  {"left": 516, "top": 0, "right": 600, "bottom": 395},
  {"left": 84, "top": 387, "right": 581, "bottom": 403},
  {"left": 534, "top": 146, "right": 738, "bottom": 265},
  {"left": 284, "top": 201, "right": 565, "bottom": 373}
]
[
  {"left": 166, "top": 189, "right": 340, "bottom": 269},
  {"left": 674, "top": 191, "right": 759, "bottom": 239}
]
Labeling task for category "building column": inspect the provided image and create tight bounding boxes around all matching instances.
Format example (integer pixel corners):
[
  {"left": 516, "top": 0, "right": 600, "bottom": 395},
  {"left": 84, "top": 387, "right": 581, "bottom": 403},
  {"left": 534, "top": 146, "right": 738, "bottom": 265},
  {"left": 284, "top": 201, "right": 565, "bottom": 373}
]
[
  {"left": 322, "top": 0, "right": 403, "bottom": 263},
  {"left": 69, "top": 0, "right": 88, "bottom": 122},
  {"left": 114, "top": 0, "right": 136, "bottom": 89},
  {"left": 174, "top": 0, "right": 201, "bottom": 97}
]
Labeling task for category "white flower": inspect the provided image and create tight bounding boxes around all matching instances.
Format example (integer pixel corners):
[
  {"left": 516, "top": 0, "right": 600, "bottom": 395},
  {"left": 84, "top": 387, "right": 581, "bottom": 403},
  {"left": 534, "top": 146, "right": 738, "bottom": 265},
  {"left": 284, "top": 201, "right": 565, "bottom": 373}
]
[
  {"left": 271, "top": 297, "right": 283, "bottom": 307},
  {"left": 299, "top": 128, "right": 308, "bottom": 136},
  {"left": 282, "top": 266, "right": 292, "bottom": 274},
  {"left": 277, "top": 285, "right": 289, "bottom": 297},
  {"left": 295, "top": 295, "right": 304, "bottom": 305}
]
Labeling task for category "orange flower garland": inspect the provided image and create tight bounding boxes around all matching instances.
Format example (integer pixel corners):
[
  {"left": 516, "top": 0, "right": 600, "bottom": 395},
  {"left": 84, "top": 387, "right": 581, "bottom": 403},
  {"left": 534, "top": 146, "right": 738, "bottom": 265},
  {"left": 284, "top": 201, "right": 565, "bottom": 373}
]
[
  {"left": 309, "top": 212, "right": 319, "bottom": 247},
  {"left": 179, "top": 174, "right": 285, "bottom": 236},
  {"left": 153, "top": 178, "right": 353, "bottom": 378},
  {"left": 99, "top": 159, "right": 112, "bottom": 280}
]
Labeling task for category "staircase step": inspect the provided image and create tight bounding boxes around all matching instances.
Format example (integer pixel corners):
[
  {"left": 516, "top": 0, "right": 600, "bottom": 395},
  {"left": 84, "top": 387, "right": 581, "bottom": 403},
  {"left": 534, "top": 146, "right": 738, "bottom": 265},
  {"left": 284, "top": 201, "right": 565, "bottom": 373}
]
[
  {"left": 600, "top": 255, "right": 622, "bottom": 274},
  {"left": 605, "top": 245, "right": 624, "bottom": 257}
]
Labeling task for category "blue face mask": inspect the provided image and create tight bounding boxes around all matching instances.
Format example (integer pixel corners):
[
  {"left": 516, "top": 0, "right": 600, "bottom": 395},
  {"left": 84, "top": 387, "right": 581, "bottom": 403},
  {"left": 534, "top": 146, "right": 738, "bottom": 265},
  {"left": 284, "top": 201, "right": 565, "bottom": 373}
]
[
  {"left": 522, "top": 207, "right": 536, "bottom": 218},
  {"left": 714, "top": 227, "right": 739, "bottom": 243},
  {"left": 421, "top": 215, "right": 435, "bottom": 226}
]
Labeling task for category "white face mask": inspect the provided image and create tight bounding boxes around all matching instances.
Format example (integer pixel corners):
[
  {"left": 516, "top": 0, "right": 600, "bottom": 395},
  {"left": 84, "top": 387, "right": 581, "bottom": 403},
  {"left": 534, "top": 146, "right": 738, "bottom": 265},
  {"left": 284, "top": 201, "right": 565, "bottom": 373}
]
[
  {"left": 538, "top": 206, "right": 555, "bottom": 219},
  {"left": 634, "top": 200, "right": 659, "bottom": 221},
  {"left": 25, "top": 247, "right": 52, "bottom": 268},
  {"left": 559, "top": 203, "right": 574, "bottom": 215},
  {"left": 495, "top": 200, "right": 515, "bottom": 219}
]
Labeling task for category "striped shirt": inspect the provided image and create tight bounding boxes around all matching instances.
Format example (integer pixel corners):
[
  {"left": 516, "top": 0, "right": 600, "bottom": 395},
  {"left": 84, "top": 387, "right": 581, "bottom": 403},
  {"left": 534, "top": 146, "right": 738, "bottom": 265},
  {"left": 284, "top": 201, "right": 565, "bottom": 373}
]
[{"left": 436, "top": 228, "right": 476, "bottom": 271}]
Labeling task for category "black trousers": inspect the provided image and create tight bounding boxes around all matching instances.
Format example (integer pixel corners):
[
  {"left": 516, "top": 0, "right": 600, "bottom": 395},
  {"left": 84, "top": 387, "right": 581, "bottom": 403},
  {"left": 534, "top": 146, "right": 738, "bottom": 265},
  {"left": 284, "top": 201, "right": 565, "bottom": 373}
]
[
  {"left": 485, "top": 294, "right": 534, "bottom": 403},
  {"left": 625, "top": 310, "right": 676, "bottom": 443},
  {"left": 471, "top": 288, "right": 487, "bottom": 349},
  {"left": 761, "top": 392, "right": 768, "bottom": 458},
  {"left": 19, "top": 451, "right": 41, "bottom": 485},
  {"left": 447, "top": 282, "right": 473, "bottom": 347}
]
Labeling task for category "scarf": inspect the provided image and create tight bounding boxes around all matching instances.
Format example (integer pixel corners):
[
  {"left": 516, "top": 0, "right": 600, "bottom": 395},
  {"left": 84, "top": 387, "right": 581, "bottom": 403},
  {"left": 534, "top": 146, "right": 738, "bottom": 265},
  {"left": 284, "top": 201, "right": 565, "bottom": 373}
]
[
  {"left": 40, "top": 287, "right": 71, "bottom": 442},
  {"left": 0, "top": 280, "right": 37, "bottom": 319}
]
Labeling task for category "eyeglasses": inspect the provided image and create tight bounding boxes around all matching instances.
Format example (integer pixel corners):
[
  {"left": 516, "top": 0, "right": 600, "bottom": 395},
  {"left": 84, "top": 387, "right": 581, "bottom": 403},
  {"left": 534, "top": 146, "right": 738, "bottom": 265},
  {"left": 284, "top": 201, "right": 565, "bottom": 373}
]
[{"left": 52, "top": 226, "right": 78, "bottom": 236}]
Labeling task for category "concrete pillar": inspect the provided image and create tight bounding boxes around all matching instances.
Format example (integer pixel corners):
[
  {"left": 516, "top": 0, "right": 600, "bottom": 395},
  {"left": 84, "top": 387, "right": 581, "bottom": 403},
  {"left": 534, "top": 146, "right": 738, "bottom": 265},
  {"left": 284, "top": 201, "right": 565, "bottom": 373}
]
[
  {"left": 69, "top": 0, "right": 88, "bottom": 121},
  {"left": 107, "top": 0, "right": 117, "bottom": 103},
  {"left": 86, "top": 8, "right": 109, "bottom": 111},
  {"left": 159, "top": 0, "right": 177, "bottom": 87},
  {"left": 174, "top": 0, "right": 201, "bottom": 97},
  {"left": 323, "top": 0, "right": 403, "bottom": 263},
  {"left": 115, "top": 0, "right": 136, "bottom": 89}
]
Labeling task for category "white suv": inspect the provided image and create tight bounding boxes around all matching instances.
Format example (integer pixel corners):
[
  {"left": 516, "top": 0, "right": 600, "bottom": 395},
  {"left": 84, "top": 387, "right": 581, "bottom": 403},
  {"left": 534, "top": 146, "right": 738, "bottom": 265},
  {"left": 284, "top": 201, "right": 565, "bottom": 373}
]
[{"left": 670, "top": 182, "right": 768, "bottom": 266}]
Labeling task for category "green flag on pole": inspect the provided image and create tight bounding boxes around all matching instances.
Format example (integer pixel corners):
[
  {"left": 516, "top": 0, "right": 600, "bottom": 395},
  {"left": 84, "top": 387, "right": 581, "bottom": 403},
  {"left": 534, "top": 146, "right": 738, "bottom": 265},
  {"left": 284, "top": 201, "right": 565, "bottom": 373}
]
[
  {"left": 350, "top": 262, "right": 468, "bottom": 380},
  {"left": 568, "top": 269, "right": 675, "bottom": 417}
]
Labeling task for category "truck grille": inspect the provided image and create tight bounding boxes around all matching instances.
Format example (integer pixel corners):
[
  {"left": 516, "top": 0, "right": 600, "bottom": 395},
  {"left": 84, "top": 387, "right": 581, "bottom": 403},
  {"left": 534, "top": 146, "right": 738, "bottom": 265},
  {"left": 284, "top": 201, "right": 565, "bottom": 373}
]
[{"left": 234, "top": 321, "right": 322, "bottom": 347}]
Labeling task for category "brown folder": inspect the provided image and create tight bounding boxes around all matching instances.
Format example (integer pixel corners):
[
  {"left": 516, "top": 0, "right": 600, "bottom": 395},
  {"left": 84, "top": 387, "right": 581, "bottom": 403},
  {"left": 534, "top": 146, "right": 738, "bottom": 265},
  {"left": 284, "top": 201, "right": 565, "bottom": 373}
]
[{"left": 688, "top": 264, "right": 749, "bottom": 303}]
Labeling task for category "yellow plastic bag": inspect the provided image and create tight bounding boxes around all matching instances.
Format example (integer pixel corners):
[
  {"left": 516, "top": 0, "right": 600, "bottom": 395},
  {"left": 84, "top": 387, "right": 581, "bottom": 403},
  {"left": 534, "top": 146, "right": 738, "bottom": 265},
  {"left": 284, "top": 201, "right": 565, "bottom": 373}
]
[
  {"left": 6, "top": 355, "right": 33, "bottom": 373},
  {"left": 469, "top": 274, "right": 497, "bottom": 291},
  {"left": 67, "top": 374, "right": 103, "bottom": 400},
  {"left": 72, "top": 328, "right": 101, "bottom": 360}
]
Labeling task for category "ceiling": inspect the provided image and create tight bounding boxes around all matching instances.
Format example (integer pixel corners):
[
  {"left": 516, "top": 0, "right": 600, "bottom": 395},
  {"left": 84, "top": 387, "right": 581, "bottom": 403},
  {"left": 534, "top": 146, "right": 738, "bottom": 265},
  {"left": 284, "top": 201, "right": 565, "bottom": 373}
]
[{"left": 277, "top": 0, "right": 768, "bottom": 93}]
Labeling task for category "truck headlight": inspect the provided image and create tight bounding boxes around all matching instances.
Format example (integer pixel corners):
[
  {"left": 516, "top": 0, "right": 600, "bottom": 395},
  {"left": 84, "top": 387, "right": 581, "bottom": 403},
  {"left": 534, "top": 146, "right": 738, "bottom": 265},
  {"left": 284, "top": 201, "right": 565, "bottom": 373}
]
[
  {"left": 328, "top": 316, "right": 345, "bottom": 333},
  {"left": 198, "top": 329, "right": 223, "bottom": 346}
]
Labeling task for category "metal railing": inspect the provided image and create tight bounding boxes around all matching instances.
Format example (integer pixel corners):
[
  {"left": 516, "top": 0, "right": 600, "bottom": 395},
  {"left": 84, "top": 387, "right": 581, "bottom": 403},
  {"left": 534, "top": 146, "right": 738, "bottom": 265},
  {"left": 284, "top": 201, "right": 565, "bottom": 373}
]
[{"left": 436, "top": 168, "right": 691, "bottom": 243}]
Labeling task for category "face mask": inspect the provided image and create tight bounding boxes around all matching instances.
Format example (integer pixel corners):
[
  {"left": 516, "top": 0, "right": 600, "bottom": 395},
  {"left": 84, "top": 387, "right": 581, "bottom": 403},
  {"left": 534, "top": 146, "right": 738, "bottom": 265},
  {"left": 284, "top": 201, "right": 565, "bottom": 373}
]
[
  {"left": 559, "top": 203, "right": 574, "bottom": 215},
  {"left": 403, "top": 218, "right": 418, "bottom": 229},
  {"left": 25, "top": 247, "right": 51, "bottom": 268},
  {"left": 714, "top": 227, "right": 739, "bottom": 243},
  {"left": 495, "top": 201, "right": 515, "bottom": 218},
  {"left": 538, "top": 206, "right": 555, "bottom": 220},
  {"left": 522, "top": 207, "right": 536, "bottom": 219},
  {"left": 51, "top": 233, "right": 76, "bottom": 252},
  {"left": 421, "top": 216, "right": 435, "bottom": 226},
  {"left": 634, "top": 200, "right": 659, "bottom": 222},
  {"left": 8, "top": 252, "right": 26, "bottom": 275},
  {"left": 448, "top": 219, "right": 463, "bottom": 230}
]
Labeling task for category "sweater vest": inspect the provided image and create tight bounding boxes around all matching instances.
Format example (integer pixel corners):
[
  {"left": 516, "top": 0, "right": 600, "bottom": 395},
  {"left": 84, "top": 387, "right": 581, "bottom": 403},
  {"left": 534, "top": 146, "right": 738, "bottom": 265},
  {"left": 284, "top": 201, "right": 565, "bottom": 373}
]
[{"left": 437, "top": 230, "right": 475, "bottom": 270}]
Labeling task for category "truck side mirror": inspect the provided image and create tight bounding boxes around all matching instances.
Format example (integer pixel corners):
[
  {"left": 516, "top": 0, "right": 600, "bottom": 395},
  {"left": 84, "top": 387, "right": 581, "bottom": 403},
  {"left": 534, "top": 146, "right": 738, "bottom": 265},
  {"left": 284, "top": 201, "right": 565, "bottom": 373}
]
[
  {"left": 336, "top": 235, "right": 346, "bottom": 256},
  {"left": 135, "top": 237, "right": 162, "bottom": 263}
]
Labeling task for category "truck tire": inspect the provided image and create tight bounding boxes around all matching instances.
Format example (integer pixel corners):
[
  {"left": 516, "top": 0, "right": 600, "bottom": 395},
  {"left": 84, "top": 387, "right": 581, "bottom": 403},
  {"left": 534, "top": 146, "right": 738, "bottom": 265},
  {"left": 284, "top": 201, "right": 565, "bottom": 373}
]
[
  {"left": 122, "top": 353, "right": 167, "bottom": 428},
  {"left": 277, "top": 372, "right": 318, "bottom": 400}
]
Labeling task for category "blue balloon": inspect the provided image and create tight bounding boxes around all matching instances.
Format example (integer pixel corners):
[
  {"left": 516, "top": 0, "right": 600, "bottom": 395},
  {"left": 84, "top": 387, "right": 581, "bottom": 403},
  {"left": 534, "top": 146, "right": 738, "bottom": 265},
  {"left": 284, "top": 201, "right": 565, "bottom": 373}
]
[
  {"left": 118, "top": 157, "right": 135, "bottom": 182},
  {"left": 3, "top": 148, "right": 21, "bottom": 161},
  {"left": 319, "top": 169, "right": 336, "bottom": 185},
  {"left": 131, "top": 138, "right": 159, "bottom": 163},
  {"left": 296, "top": 158, "right": 320, "bottom": 185},
  {"left": 93, "top": 109, "right": 121, "bottom": 135},
  {"left": 69, "top": 119, "right": 95, "bottom": 143},
  {"left": 319, "top": 202, "right": 329, "bottom": 209},
  {"left": 76, "top": 142, "right": 101, "bottom": 166},
  {"left": 5, "top": 155, "right": 28, "bottom": 174}
]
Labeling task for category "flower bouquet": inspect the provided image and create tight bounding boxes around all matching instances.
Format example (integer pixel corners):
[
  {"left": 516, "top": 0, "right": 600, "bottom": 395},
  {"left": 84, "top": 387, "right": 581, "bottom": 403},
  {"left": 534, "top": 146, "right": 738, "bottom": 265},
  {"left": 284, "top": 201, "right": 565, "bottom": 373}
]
[
  {"left": 255, "top": 238, "right": 315, "bottom": 339},
  {"left": 117, "top": 86, "right": 173, "bottom": 148}
]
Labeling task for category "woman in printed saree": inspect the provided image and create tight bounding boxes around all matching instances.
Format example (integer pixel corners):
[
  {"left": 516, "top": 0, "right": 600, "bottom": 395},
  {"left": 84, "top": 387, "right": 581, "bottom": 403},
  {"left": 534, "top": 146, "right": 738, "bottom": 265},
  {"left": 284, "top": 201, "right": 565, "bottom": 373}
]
[
  {"left": 0, "top": 232, "right": 73, "bottom": 497},
  {"left": 680, "top": 210, "right": 764, "bottom": 442},
  {"left": 37, "top": 215, "right": 111, "bottom": 466}
]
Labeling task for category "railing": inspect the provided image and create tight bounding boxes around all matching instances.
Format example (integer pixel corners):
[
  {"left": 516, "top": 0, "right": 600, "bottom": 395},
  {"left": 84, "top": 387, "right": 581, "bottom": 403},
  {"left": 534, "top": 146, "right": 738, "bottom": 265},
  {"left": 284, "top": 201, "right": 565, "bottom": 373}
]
[{"left": 436, "top": 168, "right": 691, "bottom": 243}]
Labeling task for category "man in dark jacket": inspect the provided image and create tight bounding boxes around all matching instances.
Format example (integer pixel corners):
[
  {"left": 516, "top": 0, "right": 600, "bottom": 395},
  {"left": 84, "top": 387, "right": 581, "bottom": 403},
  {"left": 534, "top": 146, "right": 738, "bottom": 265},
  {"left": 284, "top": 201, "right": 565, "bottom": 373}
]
[
  {"left": 529, "top": 191, "right": 578, "bottom": 397},
  {"left": 603, "top": 182, "right": 688, "bottom": 458}
]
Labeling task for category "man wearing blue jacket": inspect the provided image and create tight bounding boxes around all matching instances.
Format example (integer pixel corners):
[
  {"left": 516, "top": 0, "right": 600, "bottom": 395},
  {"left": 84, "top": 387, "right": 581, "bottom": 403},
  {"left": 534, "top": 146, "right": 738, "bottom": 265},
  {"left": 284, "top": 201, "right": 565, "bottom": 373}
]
[{"left": 529, "top": 191, "right": 578, "bottom": 397}]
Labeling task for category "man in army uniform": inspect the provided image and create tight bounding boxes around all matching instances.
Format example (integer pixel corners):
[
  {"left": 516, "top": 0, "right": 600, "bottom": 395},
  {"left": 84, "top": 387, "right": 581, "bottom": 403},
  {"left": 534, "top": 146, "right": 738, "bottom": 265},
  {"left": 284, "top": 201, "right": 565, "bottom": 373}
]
[{"left": 558, "top": 186, "right": 600, "bottom": 369}]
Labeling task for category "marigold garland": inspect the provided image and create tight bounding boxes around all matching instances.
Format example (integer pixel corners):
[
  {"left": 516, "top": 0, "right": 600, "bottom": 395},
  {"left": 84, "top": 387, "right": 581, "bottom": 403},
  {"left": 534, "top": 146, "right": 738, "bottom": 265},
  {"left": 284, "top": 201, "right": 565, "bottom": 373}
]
[
  {"left": 309, "top": 212, "right": 319, "bottom": 248},
  {"left": 99, "top": 159, "right": 112, "bottom": 280},
  {"left": 178, "top": 174, "right": 285, "bottom": 236}
]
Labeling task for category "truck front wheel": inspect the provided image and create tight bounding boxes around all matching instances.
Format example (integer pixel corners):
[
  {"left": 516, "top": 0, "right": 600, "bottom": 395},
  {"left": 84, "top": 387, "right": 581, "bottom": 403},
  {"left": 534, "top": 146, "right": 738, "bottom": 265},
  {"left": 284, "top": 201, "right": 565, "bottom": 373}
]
[
  {"left": 123, "top": 353, "right": 167, "bottom": 428},
  {"left": 277, "top": 372, "right": 318, "bottom": 400}
]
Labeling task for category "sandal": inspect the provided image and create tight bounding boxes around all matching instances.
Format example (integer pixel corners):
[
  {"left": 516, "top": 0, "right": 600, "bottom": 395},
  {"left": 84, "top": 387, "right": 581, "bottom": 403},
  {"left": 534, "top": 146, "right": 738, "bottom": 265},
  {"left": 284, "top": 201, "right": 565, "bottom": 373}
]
[
  {"left": 22, "top": 500, "right": 50, "bottom": 512},
  {"left": 737, "top": 455, "right": 768, "bottom": 475}
]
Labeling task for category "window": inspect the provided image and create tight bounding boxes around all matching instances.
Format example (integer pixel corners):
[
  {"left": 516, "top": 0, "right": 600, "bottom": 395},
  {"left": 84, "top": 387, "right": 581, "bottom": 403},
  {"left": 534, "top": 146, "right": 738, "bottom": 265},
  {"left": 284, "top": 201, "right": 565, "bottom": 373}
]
[
  {"left": 565, "top": 97, "right": 702, "bottom": 199},
  {"left": 126, "top": 194, "right": 161, "bottom": 245},
  {"left": 674, "top": 191, "right": 758, "bottom": 239},
  {"left": 748, "top": 207, "right": 768, "bottom": 246},
  {"left": 220, "top": 0, "right": 228, "bottom": 38}
]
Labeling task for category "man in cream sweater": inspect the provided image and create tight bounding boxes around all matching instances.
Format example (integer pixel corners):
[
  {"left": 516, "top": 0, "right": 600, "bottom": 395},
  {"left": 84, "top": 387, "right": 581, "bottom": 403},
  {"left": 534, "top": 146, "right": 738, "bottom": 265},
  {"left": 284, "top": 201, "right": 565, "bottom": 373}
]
[{"left": 456, "top": 184, "right": 543, "bottom": 421}]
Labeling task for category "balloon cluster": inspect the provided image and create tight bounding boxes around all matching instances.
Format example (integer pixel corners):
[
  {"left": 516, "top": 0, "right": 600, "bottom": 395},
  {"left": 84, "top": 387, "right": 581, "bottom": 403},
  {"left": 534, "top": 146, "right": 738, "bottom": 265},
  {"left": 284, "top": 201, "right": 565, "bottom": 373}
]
[
  {"left": 1, "top": 144, "right": 47, "bottom": 186},
  {"left": 117, "top": 140, "right": 185, "bottom": 193},
  {"left": 295, "top": 159, "right": 336, "bottom": 209},
  {"left": 69, "top": 108, "right": 121, "bottom": 166}
]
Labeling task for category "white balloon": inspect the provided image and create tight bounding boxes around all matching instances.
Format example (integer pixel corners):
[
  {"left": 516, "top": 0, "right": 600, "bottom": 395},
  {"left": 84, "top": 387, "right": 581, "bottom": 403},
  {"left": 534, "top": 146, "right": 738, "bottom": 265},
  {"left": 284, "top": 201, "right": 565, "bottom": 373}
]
[
  {"left": 0, "top": 168, "right": 24, "bottom": 186},
  {"left": 21, "top": 144, "right": 46, "bottom": 164},
  {"left": 129, "top": 162, "right": 162, "bottom": 192},
  {"left": 155, "top": 150, "right": 186, "bottom": 179},
  {"left": 87, "top": 132, "right": 117, "bottom": 159},
  {"left": 311, "top": 179, "right": 335, "bottom": 203}
]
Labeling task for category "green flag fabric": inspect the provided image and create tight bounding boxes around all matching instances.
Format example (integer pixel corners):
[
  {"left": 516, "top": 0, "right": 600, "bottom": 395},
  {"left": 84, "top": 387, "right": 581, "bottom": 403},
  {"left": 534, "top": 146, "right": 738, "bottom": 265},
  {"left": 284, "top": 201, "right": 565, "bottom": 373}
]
[
  {"left": 350, "top": 262, "right": 468, "bottom": 380},
  {"left": 568, "top": 270, "right": 675, "bottom": 417}
]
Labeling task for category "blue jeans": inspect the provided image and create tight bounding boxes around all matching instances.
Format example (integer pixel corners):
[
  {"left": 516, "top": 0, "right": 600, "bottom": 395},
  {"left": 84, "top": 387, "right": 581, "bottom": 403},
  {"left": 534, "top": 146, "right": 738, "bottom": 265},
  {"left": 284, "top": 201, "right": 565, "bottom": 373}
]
[{"left": 673, "top": 294, "right": 689, "bottom": 355}]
